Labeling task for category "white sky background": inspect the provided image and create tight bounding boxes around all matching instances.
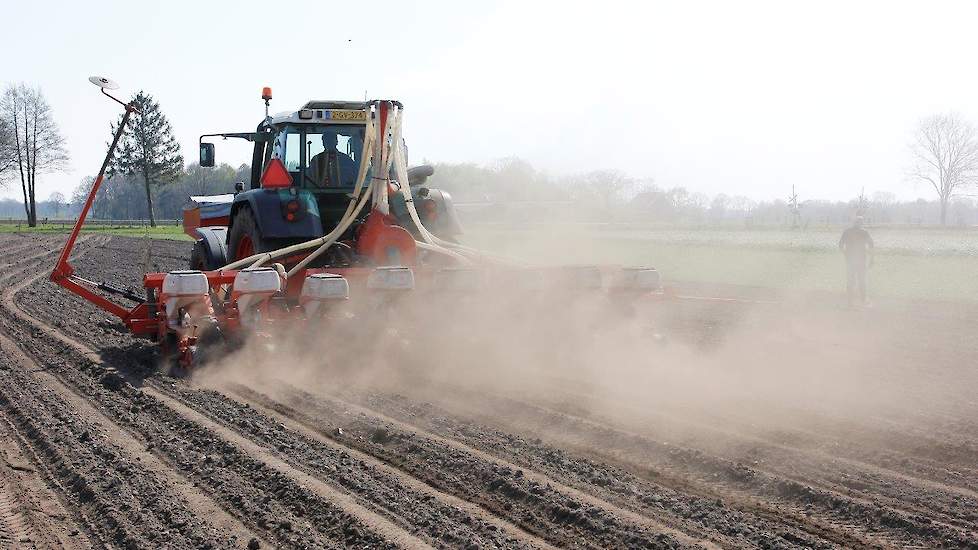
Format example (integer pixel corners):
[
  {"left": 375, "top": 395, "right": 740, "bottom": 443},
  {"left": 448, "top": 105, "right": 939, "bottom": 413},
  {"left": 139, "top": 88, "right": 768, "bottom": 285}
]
[{"left": 2, "top": 0, "right": 977, "bottom": 203}]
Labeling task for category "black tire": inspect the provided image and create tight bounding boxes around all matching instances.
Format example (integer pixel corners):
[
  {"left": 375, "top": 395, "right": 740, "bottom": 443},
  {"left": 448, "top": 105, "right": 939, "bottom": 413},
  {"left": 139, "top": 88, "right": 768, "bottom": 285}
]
[
  {"left": 189, "top": 240, "right": 207, "bottom": 270},
  {"left": 227, "top": 206, "right": 271, "bottom": 262},
  {"left": 189, "top": 234, "right": 230, "bottom": 271}
]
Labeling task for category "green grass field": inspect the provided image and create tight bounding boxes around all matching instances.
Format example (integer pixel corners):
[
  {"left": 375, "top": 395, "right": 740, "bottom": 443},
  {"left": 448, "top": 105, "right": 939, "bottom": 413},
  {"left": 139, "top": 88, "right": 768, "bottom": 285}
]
[
  {"left": 0, "top": 222, "right": 191, "bottom": 240},
  {"left": 462, "top": 226, "right": 978, "bottom": 302},
  {"left": 6, "top": 222, "right": 974, "bottom": 302}
]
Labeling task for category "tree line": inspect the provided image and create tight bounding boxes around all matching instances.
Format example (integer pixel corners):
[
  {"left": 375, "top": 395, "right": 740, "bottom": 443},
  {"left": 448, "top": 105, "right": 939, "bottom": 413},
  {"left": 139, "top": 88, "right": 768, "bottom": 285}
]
[
  {"left": 2, "top": 82, "right": 977, "bottom": 227},
  {"left": 1, "top": 85, "right": 185, "bottom": 227},
  {"left": 2, "top": 157, "right": 972, "bottom": 228},
  {"left": 428, "top": 158, "right": 978, "bottom": 227}
]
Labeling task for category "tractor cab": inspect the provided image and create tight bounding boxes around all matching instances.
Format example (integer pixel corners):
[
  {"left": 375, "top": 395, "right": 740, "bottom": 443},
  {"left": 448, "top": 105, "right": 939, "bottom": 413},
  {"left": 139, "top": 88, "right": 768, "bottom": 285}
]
[
  {"left": 190, "top": 91, "right": 463, "bottom": 270},
  {"left": 257, "top": 101, "right": 370, "bottom": 191}
]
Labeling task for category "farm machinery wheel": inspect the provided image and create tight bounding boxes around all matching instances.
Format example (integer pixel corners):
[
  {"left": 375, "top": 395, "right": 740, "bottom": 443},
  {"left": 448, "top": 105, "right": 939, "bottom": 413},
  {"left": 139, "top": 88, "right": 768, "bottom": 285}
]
[
  {"left": 189, "top": 236, "right": 230, "bottom": 271},
  {"left": 227, "top": 206, "right": 271, "bottom": 262},
  {"left": 189, "top": 243, "right": 206, "bottom": 271}
]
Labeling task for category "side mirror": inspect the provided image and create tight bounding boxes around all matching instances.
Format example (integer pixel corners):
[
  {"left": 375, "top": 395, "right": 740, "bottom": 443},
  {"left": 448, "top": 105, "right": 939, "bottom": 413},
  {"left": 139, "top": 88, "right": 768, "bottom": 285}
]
[
  {"left": 199, "top": 143, "right": 215, "bottom": 167},
  {"left": 234, "top": 181, "right": 244, "bottom": 195}
]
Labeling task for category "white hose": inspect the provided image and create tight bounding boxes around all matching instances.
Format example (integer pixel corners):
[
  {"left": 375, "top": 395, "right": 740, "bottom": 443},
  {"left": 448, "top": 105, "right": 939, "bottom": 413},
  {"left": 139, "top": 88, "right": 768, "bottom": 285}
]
[{"left": 283, "top": 120, "right": 381, "bottom": 276}]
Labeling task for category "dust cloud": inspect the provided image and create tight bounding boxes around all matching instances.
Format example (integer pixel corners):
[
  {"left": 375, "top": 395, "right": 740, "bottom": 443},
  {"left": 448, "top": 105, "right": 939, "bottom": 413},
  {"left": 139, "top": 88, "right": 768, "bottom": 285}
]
[{"left": 193, "top": 224, "right": 978, "bottom": 453}]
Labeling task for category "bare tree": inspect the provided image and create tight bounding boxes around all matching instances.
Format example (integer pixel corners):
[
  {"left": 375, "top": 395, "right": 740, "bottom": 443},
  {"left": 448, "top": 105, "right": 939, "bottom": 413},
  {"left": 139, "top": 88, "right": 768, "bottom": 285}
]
[
  {"left": 788, "top": 185, "right": 801, "bottom": 228},
  {"left": 48, "top": 191, "right": 66, "bottom": 217},
  {"left": 0, "top": 116, "right": 17, "bottom": 181},
  {"left": 854, "top": 187, "right": 869, "bottom": 217},
  {"left": 909, "top": 113, "right": 978, "bottom": 225},
  {"left": 0, "top": 84, "right": 70, "bottom": 227}
]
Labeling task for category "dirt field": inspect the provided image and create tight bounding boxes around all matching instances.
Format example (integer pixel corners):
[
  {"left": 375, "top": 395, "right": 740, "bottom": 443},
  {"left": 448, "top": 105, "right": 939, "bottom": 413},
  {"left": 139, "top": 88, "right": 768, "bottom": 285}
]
[{"left": 0, "top": 232, "right": 976, "bottom": 549}]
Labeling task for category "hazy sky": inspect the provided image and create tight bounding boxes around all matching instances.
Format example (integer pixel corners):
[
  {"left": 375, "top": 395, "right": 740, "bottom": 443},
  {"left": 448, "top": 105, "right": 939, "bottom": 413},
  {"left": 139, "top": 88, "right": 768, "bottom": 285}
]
[{"left": 2, "top": 0, "right": 977, "bottom": 203}]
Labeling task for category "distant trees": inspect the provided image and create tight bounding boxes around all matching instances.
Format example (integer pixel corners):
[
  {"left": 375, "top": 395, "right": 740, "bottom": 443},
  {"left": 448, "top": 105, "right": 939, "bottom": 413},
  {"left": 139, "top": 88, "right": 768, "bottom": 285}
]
[
  {"left": 71, "top": 176, "right": 95, "bottom": 217},
  {"left": 69, "top": 162, "right": 244, "bottom": 221},
  {"left": 871, "top": 191, "right": 896, "bottom": 223},
  {"left": 0, "top": 83, "right": 69, "bottom": 227},
  {"left": 909, "top": 113, "right": 978, "bottom": 225},
  {"left": 708, "top": 193, "right": 729, "bottom": 222},
  {"left": 109, "top": 91, "right": 183, "bottom": 227},
  {"left": 569, "top": 170, "right": 633, "bottom": 210},
  {"left": 47, "top": 191, "right": 65, "bottom": 217}
]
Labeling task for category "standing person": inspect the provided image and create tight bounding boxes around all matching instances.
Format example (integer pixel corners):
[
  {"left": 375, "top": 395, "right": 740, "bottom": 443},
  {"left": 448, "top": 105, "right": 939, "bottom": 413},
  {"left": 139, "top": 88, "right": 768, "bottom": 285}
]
[{"left": 839, "top": 216, "right": 874, "bottom": 306}]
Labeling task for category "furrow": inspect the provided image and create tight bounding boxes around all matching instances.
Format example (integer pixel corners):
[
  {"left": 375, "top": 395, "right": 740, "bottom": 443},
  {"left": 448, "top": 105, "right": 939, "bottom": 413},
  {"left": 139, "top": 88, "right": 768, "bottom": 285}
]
[
  {"left": 2, "top": 240, "right": 397, "bottom": 548},
  {"left": 249, "top": 383, "right": 725, "bottom": 549},
  {"left": 165, "top": 381, "right": 555, "bottom": 549}
]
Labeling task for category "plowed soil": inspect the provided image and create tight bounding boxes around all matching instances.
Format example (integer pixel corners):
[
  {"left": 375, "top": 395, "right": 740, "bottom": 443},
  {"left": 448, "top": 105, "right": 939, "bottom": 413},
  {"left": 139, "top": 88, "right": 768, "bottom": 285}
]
[{"left": 0, "top": 232, "right": 976, "bottom": 549}]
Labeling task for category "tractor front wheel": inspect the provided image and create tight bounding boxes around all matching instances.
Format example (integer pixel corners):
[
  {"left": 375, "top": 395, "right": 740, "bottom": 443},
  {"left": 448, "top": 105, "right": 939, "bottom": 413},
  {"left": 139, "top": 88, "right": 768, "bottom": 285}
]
[
  {"left": 227, "top": 207, "right": 270, "bottom": 262},
  {"left": 189, "top": 240, "right": 208, "bottom": 270}
]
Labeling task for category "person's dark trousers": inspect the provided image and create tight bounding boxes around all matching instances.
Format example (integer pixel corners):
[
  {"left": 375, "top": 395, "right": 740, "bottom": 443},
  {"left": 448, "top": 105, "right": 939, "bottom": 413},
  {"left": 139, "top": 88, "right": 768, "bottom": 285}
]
[{"left": 846, "top": 258, "right": 867, "bottom": 306}]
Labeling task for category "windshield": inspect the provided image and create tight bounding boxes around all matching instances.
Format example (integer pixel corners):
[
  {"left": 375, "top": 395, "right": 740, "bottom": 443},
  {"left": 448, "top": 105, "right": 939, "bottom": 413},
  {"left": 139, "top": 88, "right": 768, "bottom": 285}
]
[{"left": 277, "top": 124, "right": 367, "bottom": 189}]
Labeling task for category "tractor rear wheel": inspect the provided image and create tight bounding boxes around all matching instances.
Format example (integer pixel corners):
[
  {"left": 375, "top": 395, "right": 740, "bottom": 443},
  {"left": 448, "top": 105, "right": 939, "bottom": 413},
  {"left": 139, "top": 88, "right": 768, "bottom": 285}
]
[{"left": 227, "top": 206, "right": 271, "bottom": 262}]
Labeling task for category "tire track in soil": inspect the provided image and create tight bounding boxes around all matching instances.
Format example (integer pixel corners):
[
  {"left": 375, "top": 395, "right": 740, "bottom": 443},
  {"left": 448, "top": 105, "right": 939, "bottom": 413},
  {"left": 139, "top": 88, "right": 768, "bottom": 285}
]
[
  {"left": 393, "top": 384, "right": 978, "bottom": 549},
  {"left": 0, "top": 426, "right": 77, "bottom": 548},
  {"left": 2, "top": 237, "right": 417, "bottom": 549},
  {"left": 0, "top": 416, "right": 92, "bottom": 550},
  {"left": 0, "top": 474, "right": 33, "bottom": 549}
]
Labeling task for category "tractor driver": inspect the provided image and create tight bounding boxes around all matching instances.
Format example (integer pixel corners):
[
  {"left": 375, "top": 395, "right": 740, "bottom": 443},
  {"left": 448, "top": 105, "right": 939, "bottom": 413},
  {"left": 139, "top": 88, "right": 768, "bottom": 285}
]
[{"left": 308, "top": 130, "right": 357, "bottom": 187}]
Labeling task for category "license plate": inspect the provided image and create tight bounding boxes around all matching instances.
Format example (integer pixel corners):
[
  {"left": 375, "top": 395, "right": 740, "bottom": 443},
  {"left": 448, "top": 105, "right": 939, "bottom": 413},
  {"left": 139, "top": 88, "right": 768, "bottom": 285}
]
[{"left": 326, "top": 110, "right": 366, "bottom": 121}]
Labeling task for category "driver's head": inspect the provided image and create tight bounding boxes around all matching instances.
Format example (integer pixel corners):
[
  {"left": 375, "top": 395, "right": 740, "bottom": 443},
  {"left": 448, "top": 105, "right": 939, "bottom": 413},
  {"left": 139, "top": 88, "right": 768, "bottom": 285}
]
[
  {"left": 853, "top": 215, "right": 864, "bottom": 228},
  {"left": 322, "top": 130, "right": 339, "bottom": 151}
]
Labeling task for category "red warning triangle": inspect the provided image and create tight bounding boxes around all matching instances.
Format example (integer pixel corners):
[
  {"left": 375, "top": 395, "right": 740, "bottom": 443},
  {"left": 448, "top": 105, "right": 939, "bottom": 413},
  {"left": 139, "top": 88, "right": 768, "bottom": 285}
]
[{"left": 261, "top": 158, "right": 293, "bottom": 189}]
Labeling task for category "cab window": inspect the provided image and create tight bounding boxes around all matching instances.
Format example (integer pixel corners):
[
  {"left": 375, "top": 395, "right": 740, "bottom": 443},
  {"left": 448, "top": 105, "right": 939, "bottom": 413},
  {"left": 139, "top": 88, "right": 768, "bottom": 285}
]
[{"left": 279, "top": 125, "right": 366, "bottom": 188}]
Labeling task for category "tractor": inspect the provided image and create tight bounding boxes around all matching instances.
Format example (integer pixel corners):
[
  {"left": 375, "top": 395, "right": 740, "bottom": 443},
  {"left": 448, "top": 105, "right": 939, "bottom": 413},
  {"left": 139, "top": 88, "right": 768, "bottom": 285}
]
[
  {"left": 50, "top": 79, "right": 661, "bottom": 375},
  {"left": 186, "top": 88, "right": 463, "bottom": 272}
]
